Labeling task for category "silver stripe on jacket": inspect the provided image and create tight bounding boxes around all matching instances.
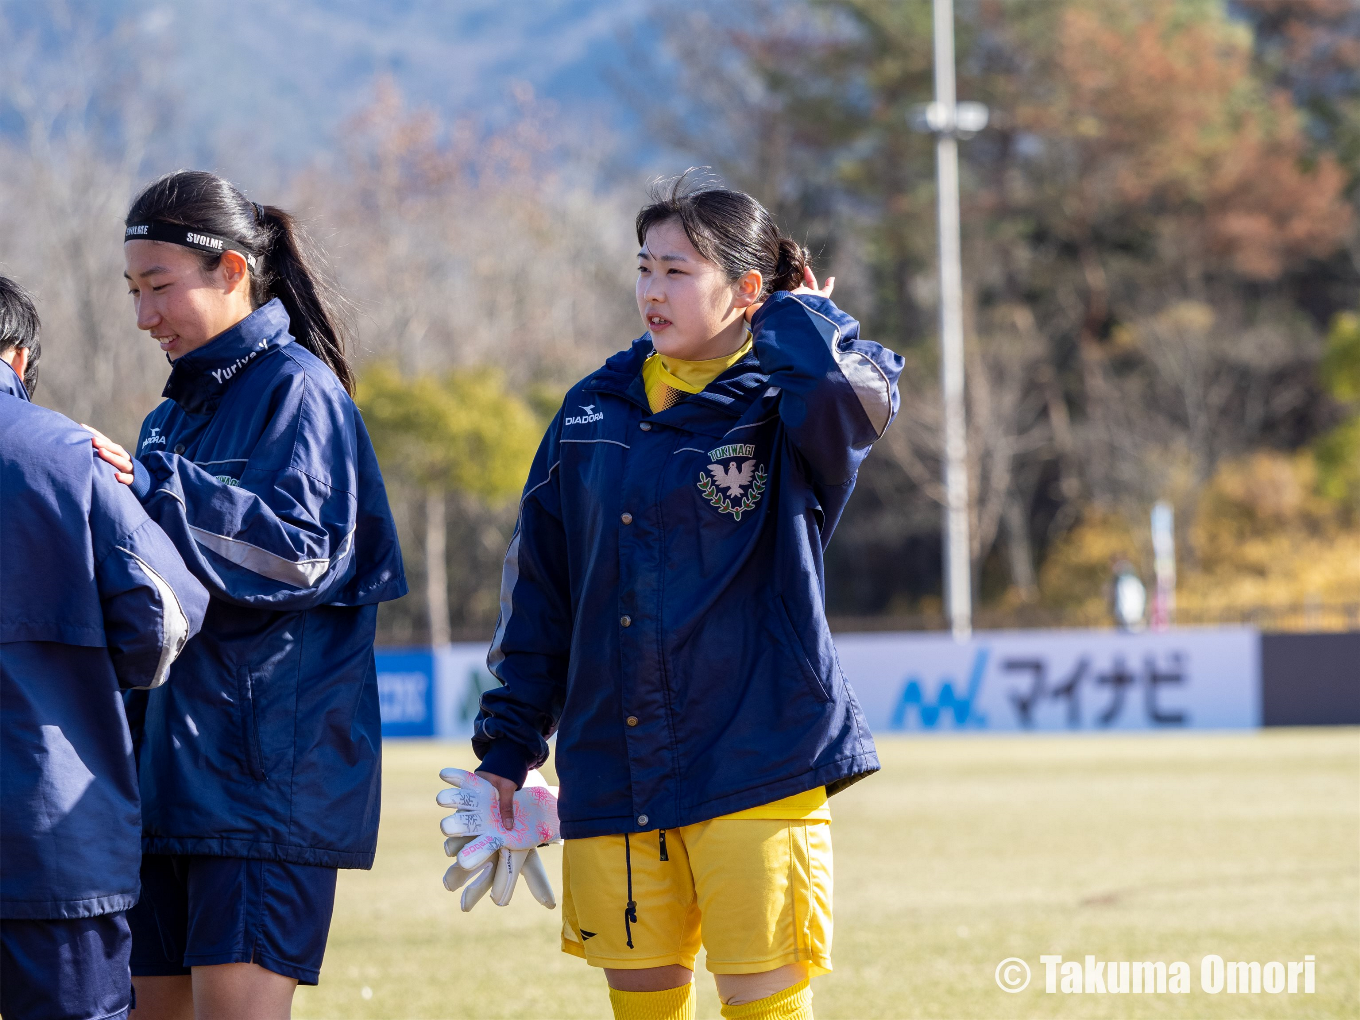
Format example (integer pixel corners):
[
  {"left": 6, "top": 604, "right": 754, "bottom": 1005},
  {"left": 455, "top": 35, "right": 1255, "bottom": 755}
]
[
  {"left": 487, "top": 460, "right": 560, "bottom": 678},
  {"left": 189, "top": 526, "right": 354, "bottom": 589},
  {"left": 798, "top": 298, "right": 895, "bottom": 437}
]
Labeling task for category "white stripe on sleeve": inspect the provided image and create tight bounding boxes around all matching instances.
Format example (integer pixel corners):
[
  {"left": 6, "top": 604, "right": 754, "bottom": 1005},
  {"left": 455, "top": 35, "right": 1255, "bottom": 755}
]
[{"left": 122, "top": 549, "right": 191, "bottom": 689}]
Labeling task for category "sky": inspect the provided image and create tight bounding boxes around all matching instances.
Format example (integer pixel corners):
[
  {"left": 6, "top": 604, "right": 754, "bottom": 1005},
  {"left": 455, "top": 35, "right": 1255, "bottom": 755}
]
[{"left": 5, "top": 0, "right": 655, "bottom": 176}]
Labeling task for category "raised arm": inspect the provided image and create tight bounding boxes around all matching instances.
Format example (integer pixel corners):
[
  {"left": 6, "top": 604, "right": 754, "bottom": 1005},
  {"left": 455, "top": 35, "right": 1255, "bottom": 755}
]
[
  {"left": 472, "top": 415, "right": 572, "bottom": 790},
  {"left": 750, "top": 288, "right": 904, "bottom": 488}
]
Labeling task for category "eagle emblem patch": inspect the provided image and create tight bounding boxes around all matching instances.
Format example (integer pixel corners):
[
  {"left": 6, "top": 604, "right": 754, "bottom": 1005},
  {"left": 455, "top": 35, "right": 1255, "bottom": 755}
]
[{"left": 697, "top": 443, "right": 767, "bottom": 521}]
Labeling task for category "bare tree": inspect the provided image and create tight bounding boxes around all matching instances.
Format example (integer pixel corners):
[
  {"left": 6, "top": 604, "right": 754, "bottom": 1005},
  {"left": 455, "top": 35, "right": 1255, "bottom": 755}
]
[
  {"left": 0, "top": 4, "right": 180, "bottom": 443},
  {"left": 877, "top": 303, "right": 1052, "bottom": 595},
  {"left": 306, "top": 80, "right": 640, "bottom": 386},
  {"left": 306, "top": 82, "right": 648, "bottom": 641}
]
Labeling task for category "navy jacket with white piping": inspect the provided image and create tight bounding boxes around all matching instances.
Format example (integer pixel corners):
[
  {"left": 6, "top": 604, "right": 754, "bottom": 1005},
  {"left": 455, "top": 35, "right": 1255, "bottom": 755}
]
[
  {"left": 1, "top": 359, "right": 209, "bottom": 919},
  {"left": 473, "top": 292, "right": 904, "bottom": 839},
  {"left": 126, "top": 299, "right": 407, "bottom": 869}
]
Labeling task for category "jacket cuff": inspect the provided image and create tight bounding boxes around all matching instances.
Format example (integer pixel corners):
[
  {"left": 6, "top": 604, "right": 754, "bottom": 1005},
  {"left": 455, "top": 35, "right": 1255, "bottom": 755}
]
[
  {"left": 475, "top": 742, "right": 531, "bottom": 790},
  {"left": 130, "top": 459, "right": 153, "bottom": 501}
]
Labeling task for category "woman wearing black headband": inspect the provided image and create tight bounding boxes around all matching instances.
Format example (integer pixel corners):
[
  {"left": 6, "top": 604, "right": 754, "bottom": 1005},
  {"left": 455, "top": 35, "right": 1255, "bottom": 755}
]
[{"left": 89, "top": 170, "right": 407, "bottom": 1018}]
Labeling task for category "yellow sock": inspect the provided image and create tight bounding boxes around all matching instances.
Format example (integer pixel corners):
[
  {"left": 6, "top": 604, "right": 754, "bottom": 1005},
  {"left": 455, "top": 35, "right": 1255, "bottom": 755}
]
[
  {"left": 719, "top": 979, "right": 812, "bottom": 1020},
  {"left": 608, "top": 982, "right": 697, "bottom": 1020}
]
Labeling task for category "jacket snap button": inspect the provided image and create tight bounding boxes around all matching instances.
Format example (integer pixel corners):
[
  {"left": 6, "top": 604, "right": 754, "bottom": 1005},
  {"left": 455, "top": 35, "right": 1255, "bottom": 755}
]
[
  {"left": 620, "top": 512, "right": 633, "bottom": 525},
  {"left": 173, "top": 444, "right": 185, "bottom": 455},
  {"left": 639, "top": 422, "right": 652, "bottom": 431},
  {"left": 620, "top": 615, "right": 632, "bottom": 628},
  {"left": 626, "top": 715, "right": 639, "bottom": 727},
  {"left": 638, "top": 814, "right": 649, "bottom": 827}
]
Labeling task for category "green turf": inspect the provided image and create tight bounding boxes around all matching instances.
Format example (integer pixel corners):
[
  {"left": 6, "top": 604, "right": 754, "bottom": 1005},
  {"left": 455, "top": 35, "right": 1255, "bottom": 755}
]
[{"left": 294, "top": 730, "right": 1359, "bottom": 1019}]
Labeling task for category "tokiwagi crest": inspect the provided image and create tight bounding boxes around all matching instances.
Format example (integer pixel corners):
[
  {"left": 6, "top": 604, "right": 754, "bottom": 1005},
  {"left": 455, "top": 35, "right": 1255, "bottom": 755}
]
[{"left": 698, "top": 443, "right": 767, "bottom": 521}]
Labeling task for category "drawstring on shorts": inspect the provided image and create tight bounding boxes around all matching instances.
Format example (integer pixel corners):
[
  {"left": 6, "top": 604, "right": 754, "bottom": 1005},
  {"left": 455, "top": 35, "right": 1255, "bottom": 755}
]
[{"left": 623, "top": 832, "right": 638, "bottom": 949}]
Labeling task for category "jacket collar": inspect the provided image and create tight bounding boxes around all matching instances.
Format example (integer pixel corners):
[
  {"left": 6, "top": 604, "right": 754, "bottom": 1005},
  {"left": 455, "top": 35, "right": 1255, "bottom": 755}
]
[
  {"left": 585, "top": 335, "right": 652, "bottom": 410},
  {"left": 585, "top": 334, "right": 767, "bottom": 430},
  {"left": 162, "top": 299, "right": 293, "bottom": 415},
  {"left": 0, "top": 358, "right": 30, "bottom": 401}
]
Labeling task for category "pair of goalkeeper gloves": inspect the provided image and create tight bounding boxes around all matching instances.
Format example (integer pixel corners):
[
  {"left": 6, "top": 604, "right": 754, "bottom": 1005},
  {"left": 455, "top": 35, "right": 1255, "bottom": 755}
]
[{"left": 436, "top": 767, "right": 561, "bottom": 911}]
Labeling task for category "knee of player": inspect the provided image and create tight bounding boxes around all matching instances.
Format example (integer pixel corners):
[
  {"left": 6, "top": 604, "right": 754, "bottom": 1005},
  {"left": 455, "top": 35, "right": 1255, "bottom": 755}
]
[{"left": 715, "top": 962, "right": 811, "bottom": 1006}]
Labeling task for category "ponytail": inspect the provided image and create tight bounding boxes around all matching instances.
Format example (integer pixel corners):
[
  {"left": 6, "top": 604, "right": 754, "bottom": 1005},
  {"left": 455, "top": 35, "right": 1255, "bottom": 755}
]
[
  {"left": 126, "top": 171, "right": 356, "bottom": 394},
  {"left": 770, "top": 235, "right": 810, "bottom": 294},
  {"left": 253, "top": 204, "right": 355, "bottom": 394},
  {"left": 635, "top": 169, "right": 810, "bottom": 298}
]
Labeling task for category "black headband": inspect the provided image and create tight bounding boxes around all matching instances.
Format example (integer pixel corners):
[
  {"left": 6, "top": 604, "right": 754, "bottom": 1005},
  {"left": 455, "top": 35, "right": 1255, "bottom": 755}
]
[{"left": 124, "top": 222, "right": 259, "bottom": 270}]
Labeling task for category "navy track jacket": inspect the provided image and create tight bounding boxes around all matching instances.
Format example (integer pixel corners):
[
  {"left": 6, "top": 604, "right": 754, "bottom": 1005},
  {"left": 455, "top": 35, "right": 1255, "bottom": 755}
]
[
  {"left": 126, "top": 299, "right": 407, "bottom": 869},
  {"left": 474, "top": 292, "right": 904, "bottom": 839},
  {"left": 1, "top": 360, "right": 209, "bottom": 919}
]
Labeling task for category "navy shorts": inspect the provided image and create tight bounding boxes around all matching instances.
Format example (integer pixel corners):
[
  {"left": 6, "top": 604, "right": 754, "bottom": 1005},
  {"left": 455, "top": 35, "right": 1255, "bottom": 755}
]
[
  {"left": 1, "top": 912, "right": 133, "bottom": 1020},
  {"left": 127, "top": 855, "right": 338, "bottom": 985}
]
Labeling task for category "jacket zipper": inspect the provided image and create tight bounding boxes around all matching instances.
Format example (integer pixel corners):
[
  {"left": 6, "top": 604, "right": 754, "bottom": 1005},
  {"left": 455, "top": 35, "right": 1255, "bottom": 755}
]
[{"left": 240, "top": 666, "right": 267, "bottom": 780}]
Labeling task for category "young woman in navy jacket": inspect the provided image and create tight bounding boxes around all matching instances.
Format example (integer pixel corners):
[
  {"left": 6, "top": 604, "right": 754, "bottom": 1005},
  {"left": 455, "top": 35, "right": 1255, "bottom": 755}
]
[
  {"left": 469, "top": 175, "right": 903, "bottom": 1020},
  {"left": 90, "top": 171, "right": 406, "bottom": 1019}
]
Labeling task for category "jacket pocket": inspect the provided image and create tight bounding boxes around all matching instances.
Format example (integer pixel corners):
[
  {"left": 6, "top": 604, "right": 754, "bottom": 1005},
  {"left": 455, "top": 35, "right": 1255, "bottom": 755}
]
[
  {"left": 237, "top": 665, "right": 268, "bottom": 780},
  {"left": 773, "top": 595, "right": 832, "bottom": 704}
]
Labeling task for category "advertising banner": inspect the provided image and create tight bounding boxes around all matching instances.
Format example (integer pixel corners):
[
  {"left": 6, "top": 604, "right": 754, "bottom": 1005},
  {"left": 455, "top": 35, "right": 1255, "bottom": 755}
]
[
  {"left": 379, "top": 628, "right": 1266, "bottom": 738},
  {"left": 376, "top": 644, "right": 495, "bottom": 739},
  {"left": 835, "top": 627, "right": 1261, "bottom": 733},
  {"left": 374, "top": 648, "right": 437, "bottom": 738},
  {"left": 431, "top": 644, "right": 500, "bottom": 739}
]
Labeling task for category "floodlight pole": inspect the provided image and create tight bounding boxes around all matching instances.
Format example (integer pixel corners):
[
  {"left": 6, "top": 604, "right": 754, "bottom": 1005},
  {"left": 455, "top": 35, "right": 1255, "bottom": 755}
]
[{"left": 932, "top": 0, "right": 972, "bottom": 640}]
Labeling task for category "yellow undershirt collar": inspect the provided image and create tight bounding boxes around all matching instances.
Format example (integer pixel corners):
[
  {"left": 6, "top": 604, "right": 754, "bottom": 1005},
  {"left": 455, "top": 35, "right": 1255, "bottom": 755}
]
[
  {"left": 643, "top": 334, "right": 753, "bottom": 413},
  {"left": 656, "top": 336, "right": 753, "bottom": 393}
]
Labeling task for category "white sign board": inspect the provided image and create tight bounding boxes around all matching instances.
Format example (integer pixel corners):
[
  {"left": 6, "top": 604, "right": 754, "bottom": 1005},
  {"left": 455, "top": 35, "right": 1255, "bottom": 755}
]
[
  {"left": 432, "top": 643, "right": 501, "bottom": 739},
  {"left": 835, "top": 627, "right": 1260, "bottom": 733}
]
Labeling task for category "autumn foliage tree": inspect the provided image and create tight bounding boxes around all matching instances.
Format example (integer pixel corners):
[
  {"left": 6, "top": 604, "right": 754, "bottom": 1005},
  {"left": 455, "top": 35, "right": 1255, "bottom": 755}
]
[{"left": 642, "top": 0, "right": 1357, "bottom": 619}]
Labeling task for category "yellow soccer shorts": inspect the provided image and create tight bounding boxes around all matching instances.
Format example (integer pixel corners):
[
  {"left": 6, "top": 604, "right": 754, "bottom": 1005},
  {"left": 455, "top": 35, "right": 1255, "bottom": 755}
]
[{"left": 560, "top": 815, "right": 832, "bottom": 976}]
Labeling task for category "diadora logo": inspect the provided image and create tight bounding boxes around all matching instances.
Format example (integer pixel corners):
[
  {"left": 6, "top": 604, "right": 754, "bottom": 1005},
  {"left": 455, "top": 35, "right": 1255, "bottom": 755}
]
[
  {"left": 697, "top": 443, "right": 766, "bottom": 521},
  {"left": 564, "top": 404, "right": 604, "bottom": 426},
  {"left": 209, "top": 338, "right": 269, "bottom": 385},
  {"left": 141, "top": 427, "right": 166, "bottom": 449},
  {"left": 215, "top": 475, "right": 240, "bottom": 486}
]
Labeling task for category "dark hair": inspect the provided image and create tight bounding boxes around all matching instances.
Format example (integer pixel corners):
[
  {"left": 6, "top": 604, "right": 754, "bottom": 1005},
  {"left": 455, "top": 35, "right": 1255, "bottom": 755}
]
[
  {"left": 126, "top": 171, "right": 356, "bottom": 394},
  {"left": 0, "top": 275, "right": 41, "bottom": 396},
  {"left": 635, "top": 169, "right": 809, "bottom": 297}
]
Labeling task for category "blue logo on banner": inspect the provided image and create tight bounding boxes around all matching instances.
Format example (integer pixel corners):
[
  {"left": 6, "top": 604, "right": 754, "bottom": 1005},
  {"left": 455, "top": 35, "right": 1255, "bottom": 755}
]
[
  {"left": 892, "top": 648, "right": 990, "bottom": 729},
  {"left": 375, "top": 649, "right": 435, "bottom": 737}
]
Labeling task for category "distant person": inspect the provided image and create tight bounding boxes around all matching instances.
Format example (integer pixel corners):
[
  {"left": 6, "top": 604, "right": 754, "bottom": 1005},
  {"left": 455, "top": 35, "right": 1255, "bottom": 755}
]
[
  {"left": 458, "top": 173, "right": 903, "bottom": 1020},
  {"left": 0, "top": 276, "right": 209, "bottom": 1020},
  {"left": 1110, "top": 556, "right": 1147, "bottom": 632},
  {"left": 86, "top": 172, "right": 407, "bottom": 1018}
]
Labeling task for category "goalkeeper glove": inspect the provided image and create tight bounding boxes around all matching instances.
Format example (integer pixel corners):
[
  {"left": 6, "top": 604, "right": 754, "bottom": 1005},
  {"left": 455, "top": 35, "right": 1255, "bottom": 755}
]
[{"left": 438, "top": 767, "right": 561, "bottom": 910}]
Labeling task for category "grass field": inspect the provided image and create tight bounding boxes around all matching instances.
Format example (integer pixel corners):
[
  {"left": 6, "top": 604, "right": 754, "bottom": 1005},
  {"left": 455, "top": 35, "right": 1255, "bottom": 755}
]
[{"left": 294, "top": 730, "right": 1359, "bottom": 1020}]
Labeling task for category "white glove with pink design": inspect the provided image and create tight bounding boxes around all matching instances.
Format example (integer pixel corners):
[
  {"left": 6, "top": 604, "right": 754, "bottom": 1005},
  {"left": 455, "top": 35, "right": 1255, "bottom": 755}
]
[{"left": 437, "top": 767, "right": 561, "bottom": 911}]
